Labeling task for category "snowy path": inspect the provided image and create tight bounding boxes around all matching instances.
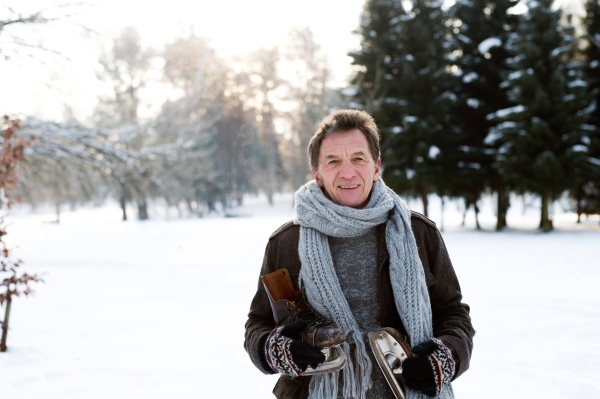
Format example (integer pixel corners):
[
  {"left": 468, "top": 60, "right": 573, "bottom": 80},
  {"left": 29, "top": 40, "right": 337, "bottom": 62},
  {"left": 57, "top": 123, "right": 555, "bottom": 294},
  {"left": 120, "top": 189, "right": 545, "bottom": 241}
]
[{"left": 0, "top": 197, "right": 599, "bottom": 398}]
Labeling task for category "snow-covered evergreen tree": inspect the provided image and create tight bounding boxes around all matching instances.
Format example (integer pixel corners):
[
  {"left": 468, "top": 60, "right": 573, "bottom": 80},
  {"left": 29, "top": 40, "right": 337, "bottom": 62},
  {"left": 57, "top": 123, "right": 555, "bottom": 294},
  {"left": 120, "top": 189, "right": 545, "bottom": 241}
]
[
  {"left": 487, "top": 0, "right": 593, "bottom": 231},
  {"left": 574, "top": 0, "right": 600, "bottom": 219},
  {"left": 350, "top": 0, "right": 454, "bottom": 216},
  {"left": 451, "top": 0, "right": 518, "bottom": 229}
]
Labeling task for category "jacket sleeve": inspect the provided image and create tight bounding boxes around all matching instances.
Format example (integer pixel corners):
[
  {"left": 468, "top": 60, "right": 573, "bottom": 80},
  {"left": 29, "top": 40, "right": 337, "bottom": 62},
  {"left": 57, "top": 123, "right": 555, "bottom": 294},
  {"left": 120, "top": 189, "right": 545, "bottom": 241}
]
[
  {"left": 426, "top": 227, "right": 475, "bottom": 380},
  {"left": 244, "top": 240, "right": 278, "bottom": 375}
]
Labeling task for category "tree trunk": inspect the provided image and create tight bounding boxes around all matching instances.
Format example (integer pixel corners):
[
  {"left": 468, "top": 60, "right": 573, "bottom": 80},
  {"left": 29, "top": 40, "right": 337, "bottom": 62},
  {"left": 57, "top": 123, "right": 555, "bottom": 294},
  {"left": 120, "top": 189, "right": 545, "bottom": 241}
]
[
  {"left": 120, "top": 194, "right": 127, "bottom": 221},
  {"left": 1, "top": 296, "right": 12, "bottom": 352},
  {"left": 137, "top": 199, "right": 148, "bottom": 220},
  {"left": 474, "top": 202, "right": 481, "bottom": 230},
  {"left": 540, "top": 192, "right": 553, "bottom": 232},
  {"left": 55, "top": 202, "right": 60, "bottom": 224},
  {"left": 576, "top": 187, "right": 582, "bottom": 224},
  {"left": 421, "top": 185, "right": 429, "bottom": 217},
  {"left": 264, "top": 110, "right": 277, "bottom": 207},
  {"left": 462, "top": 198, "right": 468, "bottom": 227},
  {"left": 440, "top": 196, "right": 445, "bottom": 233},
  {"left": 496, "top": 183, "right": 509, "bottom": 231}
]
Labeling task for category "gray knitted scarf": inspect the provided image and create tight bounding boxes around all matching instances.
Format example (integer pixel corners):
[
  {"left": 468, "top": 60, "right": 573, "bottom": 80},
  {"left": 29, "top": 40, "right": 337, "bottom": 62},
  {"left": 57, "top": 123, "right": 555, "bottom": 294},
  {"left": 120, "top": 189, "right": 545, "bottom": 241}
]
[{"left": 294, "top": 179, "right": 454, "bottom": 399}]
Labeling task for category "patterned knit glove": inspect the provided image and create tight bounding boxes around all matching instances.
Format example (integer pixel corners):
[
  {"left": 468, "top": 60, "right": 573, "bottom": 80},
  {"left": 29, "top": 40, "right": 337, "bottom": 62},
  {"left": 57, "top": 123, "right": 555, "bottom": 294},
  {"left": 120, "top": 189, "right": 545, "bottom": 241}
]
[
  {"left": 401, "top": 338, "right": 456, "bottom": 397},
  {"left": 264, "top": 319, "right": 326, "bottom": 377}
]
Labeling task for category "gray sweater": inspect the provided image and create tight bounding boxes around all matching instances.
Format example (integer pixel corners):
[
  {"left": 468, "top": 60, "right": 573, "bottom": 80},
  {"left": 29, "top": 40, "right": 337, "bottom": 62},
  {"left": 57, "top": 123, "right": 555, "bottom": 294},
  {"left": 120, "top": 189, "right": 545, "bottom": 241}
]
[{"left": 329, "top": 228, "right": 395, "bottom": 399}]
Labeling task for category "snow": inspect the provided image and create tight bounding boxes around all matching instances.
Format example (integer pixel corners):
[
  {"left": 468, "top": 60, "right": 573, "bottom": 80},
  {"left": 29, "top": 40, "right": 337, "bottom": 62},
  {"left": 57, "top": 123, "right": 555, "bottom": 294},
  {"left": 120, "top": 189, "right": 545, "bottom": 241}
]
[
  {"left": 390, "top": 126, "right": 403, "bottom": 134},
  {"left": 505, "top": 54, "right": 525, "bottom": 66},
  {"left": 484, "top": 132, "right": 501, "bottom": 145},
  {"left": 340, "top": 86, "right": 359, "bottom": 96},
  {"left": 587, "top": 157, "right": 600, "bottom": 167},
  {"left": 438, "top": 91, "right": 457, "bottom": 102},
  {"left": 404, "top": 115, "right": 417, "bottom": 123},
  {"left": 456, "top": 34, "right": 472, "bottom": 44},
  {"left": 429, "top": 145, "right": 440, "bottom": 159},
  {"left": 496, "top": 121, "right": 518, "bottom": 130},
  {"left": 385, "top": 98, "right": 408, "bottom": 106},
  {"left": 486, "top": 105, "right": 526, "bottom": 120},
  {"left": 466, "top": 98, "right": 480, "bottom": 108},
  {"left": 568, "top": 79, "right": 587, "bottom": 88},
  {"left": 571, "top": 145, "right": 588, "bottom": 152},
  {"left": 590, "top": 60, "right": 599, "bottom": 69},
  {"left": 550, "top": 46, "right": 568, "bottom": 58},
  {"left": 406, "top": 54, "right": 415, "bottom": 61},
  {"left": 577, "top": 99, "right": 597, "bottom": 117},
  {"left": 462, "top": 72, "right": 479, "bottom": 83},
  {"left": 477, "top": 37, "right": 501, "bottom": 54},
  {"left": 508, "top": 70, "right": 523, "bottom": 80},
  {"left": 1, "top": 194, "right": 599, "bottom": 399}
]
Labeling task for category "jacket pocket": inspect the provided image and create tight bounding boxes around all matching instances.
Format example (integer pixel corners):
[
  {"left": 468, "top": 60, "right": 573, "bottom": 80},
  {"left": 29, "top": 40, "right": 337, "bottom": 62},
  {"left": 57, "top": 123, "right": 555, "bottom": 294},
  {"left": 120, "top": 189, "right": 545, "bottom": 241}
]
[{"left": 273, "top": 375, "right": 308, "bottom": 399}]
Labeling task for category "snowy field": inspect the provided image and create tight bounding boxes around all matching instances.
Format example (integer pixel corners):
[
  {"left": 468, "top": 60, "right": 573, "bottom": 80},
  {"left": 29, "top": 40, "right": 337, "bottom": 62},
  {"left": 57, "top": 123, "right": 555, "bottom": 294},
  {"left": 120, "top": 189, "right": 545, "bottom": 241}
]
[{"left": 1, "top": 193, "right": 599, "bottom": 399}]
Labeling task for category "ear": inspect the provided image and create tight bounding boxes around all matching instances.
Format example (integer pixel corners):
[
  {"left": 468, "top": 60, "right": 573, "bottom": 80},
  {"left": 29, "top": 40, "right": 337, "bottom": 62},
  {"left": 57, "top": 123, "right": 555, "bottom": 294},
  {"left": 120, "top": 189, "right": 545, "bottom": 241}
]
[
  {"left": 311, "top": 168, "right": 324, "bottom": 187},
  {"left": 373, "top": 158, "right": 381, "bottom": 182}
]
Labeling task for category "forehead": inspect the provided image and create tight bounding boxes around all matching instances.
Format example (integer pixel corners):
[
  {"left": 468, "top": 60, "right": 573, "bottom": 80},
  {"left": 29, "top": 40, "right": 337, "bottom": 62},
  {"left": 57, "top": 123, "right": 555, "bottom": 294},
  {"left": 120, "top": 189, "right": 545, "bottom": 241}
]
[{"left": 320, "top": 129, "right": 371, "bottom": 157}]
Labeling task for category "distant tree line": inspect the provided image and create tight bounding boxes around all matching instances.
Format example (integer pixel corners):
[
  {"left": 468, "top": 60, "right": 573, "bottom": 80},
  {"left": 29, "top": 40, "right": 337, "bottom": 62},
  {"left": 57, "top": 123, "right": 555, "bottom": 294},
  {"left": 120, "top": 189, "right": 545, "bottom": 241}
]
[
  {"left": 2, "top": 18, "right": 336, "bottom": 220},
  {"left": 350, "top": 0, "right": 600, "bottom": 231}
]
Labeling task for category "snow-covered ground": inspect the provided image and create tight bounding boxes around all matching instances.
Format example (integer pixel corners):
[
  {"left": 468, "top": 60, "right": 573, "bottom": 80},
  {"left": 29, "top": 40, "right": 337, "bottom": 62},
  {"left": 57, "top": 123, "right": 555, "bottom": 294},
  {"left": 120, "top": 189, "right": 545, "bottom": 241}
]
[{"left": 0, "top": 193, "right": 599, "bottom": 399}]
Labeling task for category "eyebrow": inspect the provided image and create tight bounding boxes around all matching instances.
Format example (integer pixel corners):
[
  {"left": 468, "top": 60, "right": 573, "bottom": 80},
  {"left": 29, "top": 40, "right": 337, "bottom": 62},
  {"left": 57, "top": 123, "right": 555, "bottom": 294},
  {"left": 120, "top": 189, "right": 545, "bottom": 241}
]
[{"left": 324, "top": 151, "right": 368, "bottom": 160}]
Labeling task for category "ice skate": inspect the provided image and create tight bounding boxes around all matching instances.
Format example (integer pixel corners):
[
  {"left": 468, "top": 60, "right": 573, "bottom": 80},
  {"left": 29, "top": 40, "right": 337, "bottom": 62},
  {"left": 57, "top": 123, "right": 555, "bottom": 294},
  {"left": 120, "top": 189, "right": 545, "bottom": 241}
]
[
  {"left": 261, "top": 268, "right": 347, "bottom": 375},
  {"left": 367, "top": 327, "right": 413, "bottom": 399}
]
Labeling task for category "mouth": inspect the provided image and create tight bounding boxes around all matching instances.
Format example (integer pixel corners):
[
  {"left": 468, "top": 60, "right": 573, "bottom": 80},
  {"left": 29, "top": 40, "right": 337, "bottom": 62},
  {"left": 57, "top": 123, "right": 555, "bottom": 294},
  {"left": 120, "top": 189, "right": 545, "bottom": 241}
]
[{"left": 339, "top": 185, "right": 359, "bottom": 189}]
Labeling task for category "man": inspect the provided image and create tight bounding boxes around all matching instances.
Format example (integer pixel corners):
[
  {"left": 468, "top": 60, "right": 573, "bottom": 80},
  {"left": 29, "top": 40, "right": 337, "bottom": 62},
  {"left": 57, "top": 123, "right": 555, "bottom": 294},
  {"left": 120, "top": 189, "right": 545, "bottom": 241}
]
[{"left": 245, "top": 110, "right": 474, "bottom": 399}]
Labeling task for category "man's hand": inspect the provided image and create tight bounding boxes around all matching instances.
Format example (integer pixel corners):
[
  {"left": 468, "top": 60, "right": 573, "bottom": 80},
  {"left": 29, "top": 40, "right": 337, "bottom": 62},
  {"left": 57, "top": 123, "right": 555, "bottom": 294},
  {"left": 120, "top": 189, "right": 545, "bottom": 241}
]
[
  {"left": 263, "top": 319, "right": 326, "bottom": 377},
  {"left": 401, "top": 338, "right": 456, "bottom": 397}
]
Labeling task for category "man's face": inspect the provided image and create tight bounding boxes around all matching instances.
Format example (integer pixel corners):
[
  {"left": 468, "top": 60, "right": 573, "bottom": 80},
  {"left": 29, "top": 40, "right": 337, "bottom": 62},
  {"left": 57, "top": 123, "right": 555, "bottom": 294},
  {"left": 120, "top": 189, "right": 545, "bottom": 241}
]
[{"left": 311, "top": 129, "right": 381, "bottom": 209}]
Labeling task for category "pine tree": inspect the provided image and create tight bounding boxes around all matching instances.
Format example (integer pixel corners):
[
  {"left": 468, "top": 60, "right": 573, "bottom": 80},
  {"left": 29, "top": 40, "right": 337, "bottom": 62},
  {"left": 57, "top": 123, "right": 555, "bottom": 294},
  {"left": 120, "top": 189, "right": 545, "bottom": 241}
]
[
  {"left": 487, "top": 0, "right": 593, "bottom": 232},
  {"left": 574, "top": 0, "right": 600, "bottom": 220},
  {"left": 450, "top": 0, "right": 518, "bottom": 229},
  {"left": 350, "top": 0, "right": 454, "bottom": 217}
]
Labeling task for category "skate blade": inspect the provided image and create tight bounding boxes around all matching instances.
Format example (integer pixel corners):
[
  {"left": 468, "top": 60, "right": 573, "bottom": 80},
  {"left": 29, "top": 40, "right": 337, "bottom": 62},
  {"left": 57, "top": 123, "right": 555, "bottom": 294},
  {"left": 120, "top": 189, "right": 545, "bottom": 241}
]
[
  {"left": 301, "top": 344, "right": 347, "bottom": 376},
  {"left": 367, "top": 329, "right": 411, "bottom": 399}
]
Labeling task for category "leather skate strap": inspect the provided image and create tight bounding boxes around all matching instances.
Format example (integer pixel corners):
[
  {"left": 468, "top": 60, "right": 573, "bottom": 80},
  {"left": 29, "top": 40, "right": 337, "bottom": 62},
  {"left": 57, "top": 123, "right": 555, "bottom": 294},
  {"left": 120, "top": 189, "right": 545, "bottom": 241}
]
[{"left": 261, "top": 268, "right": 302, "bottom": 303}]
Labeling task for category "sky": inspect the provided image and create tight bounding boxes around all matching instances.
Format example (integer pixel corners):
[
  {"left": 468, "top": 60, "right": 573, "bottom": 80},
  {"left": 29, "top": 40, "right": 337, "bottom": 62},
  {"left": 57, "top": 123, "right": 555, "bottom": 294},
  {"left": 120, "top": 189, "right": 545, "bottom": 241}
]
[
  {"left": 0, "top": 0, "right": 586, "bottom": 123},
  {"left": 0, "top": 0, "right": 367, "bottom": 122}
]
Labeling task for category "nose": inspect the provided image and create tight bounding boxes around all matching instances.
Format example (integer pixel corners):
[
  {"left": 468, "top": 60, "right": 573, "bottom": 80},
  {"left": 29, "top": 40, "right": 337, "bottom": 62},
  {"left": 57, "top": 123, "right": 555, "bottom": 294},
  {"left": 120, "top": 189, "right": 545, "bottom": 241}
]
[{"left": 339, "top": 159, "right": 356, "bottom": 179}]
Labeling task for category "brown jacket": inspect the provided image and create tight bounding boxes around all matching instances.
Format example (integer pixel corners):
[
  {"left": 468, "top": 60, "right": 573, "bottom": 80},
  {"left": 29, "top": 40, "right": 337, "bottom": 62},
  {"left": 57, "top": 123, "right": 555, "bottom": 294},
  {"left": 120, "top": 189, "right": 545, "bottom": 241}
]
[{"left": 244, "top": 212, "right": 474, "bottom": 399}]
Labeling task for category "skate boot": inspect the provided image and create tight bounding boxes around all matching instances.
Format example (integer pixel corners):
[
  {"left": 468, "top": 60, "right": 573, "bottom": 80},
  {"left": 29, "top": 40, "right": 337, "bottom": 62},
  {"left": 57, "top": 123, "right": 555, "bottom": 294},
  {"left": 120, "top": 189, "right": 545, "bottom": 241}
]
[
  {"left": 261, "top": 268, "right": 347, "bottom": 375},
  {"left": 367, "top": 327, "right": 413, "bottom": 399}
]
